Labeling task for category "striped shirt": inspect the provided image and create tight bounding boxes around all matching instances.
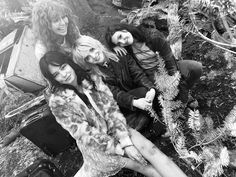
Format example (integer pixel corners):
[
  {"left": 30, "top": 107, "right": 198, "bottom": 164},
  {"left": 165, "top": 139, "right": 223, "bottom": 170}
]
[{"left": 132, "top": 43, "right": 159, "bottom": 70}]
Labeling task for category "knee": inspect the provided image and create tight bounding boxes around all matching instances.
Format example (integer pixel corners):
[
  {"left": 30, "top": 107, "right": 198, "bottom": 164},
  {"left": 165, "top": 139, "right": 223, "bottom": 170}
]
[
  {"left": 193, "top": 62, "right": 203, "bottom": 79},
  {"left": 139, "top": 140, "right": 159, "bottom": 156}
]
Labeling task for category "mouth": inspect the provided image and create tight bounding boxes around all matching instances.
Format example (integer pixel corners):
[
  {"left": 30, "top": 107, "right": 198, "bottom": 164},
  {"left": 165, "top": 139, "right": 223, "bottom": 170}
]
[
  {"left": 58, "top": 26, "right": 67, "bottom": 33},
  {"left": 65, "top": 74, "right": 71, "bottom": 82}
]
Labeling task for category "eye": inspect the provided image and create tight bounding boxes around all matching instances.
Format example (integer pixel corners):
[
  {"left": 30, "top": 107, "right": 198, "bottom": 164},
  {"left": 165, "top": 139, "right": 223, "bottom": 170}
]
[
  {"left": 118, "top": 34, "right": 122, "bottom": 39},
  {"left": 60, "top": 64, "right": 67, "bottom": 70},
  {"left": 52, "top": 16, "right": 60, "bottom": 23},
  {"left": 89, "top": 47, "right": 95, "bottom": 52},
  {"left": 52, "top": 72, "right": 59, "bottom": 78}
]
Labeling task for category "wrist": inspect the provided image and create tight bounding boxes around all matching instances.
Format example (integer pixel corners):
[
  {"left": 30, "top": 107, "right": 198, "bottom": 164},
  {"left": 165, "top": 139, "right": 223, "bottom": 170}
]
[
  {"left": 119, "top": 136, "right": 133, "bottom": 149},
  {"left": 115, "top": 144, "right": 125, "bottom": 155},
  {"left": 123, "top": 144, "right": 134, "bottom": 149}
]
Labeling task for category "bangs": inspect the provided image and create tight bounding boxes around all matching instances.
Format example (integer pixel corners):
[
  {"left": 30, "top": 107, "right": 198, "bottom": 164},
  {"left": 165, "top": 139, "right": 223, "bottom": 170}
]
[
  {"left": 48, "top": 4, "right": 68, "bottom": 22},
  {"left": 74, "top": 44, "right": 91, "bottom": 59}
]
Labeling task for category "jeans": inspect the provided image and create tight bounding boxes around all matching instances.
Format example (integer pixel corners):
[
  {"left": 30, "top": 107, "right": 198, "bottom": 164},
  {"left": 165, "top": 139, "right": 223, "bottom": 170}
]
[{"left": 119, "top": 87, "right": 166, "bottom": 136}]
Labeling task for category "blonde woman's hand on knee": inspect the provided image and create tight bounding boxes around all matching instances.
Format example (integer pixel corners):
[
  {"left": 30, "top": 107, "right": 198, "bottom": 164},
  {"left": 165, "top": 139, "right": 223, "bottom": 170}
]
[{"left": 124, "top": 145, "right": 148, "bottom": 166}]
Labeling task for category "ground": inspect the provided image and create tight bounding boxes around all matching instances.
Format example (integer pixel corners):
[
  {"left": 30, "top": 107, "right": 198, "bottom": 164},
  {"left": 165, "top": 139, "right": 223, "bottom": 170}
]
[{"left": 1, "top": 0, "right": 236, "bottom": 177}]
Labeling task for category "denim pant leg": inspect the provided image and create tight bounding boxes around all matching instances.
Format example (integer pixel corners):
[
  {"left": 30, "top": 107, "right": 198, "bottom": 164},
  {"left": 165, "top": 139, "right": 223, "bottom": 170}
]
[
  {"left": 119, "top": 87, "right": 150, "bottom": 131},
  {"left": 177, "top": 60, "right": 203, "bottom": 89}
]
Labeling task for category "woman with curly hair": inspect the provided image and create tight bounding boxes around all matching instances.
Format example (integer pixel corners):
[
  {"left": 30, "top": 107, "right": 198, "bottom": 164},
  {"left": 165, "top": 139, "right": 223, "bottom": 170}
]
[
  {"left": 40, "top": 51, "right": 187, "bottom": 177},
  {"left": 32, "top": 0, "right": 81, "bottom": 60}
]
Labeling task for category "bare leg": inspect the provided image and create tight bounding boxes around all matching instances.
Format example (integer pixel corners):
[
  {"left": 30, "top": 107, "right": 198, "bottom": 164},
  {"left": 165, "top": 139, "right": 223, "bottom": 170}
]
[
  {"left": 129, "top": 128, "right": 187, "bottom": 177},
  {"left": 124, "top": 157, "right": 162, "bottom": 177}
]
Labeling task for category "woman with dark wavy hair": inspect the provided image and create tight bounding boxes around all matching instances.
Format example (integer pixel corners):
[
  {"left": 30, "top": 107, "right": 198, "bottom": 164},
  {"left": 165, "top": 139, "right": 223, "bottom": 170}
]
[
  {"left": 32, "top": 0, "right": 81, "bottom": 60},
  {"left": 105, "top": 23, "right": 202, "bottom": 105}
]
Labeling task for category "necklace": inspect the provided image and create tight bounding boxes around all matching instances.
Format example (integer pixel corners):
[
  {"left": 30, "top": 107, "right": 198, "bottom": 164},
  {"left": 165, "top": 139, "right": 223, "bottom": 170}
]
[
  {"left": 60, "top": 37, "right": 66, "bottom": 46},
  {"left": 57, "top": 37, "right": 66, "bottom": 46}
]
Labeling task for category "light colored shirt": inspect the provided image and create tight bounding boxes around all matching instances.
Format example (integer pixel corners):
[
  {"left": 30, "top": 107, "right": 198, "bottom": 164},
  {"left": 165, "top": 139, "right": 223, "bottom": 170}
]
[{"left": 132, "top": 43, "right": 159, "bottom": 70}]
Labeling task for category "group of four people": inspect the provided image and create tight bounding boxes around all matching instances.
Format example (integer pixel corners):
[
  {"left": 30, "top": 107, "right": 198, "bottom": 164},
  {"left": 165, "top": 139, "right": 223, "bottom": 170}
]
[{"left": 32, "top": 0, "right": 202, "bottom": 177}]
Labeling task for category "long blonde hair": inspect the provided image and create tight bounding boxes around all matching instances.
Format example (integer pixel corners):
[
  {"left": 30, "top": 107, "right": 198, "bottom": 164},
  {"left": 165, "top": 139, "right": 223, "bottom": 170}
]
[{"left": 73, "top": 35, "right": 119, "bottom": 77}]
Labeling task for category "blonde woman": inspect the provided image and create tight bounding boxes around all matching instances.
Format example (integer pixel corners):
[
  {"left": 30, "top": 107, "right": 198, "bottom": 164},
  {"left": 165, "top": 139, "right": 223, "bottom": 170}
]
[{"left": 73, "top": 35, "right": 167, "bottom": 137}]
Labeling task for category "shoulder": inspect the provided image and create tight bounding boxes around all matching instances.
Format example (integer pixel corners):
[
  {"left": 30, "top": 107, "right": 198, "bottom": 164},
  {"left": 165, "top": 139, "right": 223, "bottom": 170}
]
[
  {"left": 147, "top": 34, "right": 169, "bottom": 51},
  {"left": 49, "top": 89, "right": 76, "bottom": 107},
  {"left": 34, "top": 40, "right": 47, "bottom": 60}
]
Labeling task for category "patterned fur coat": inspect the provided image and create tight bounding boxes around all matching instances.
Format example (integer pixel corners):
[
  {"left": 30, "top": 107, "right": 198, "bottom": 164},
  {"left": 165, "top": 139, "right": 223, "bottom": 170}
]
[{"left": 49, "top": 74, "right": 131, "bottom": 177}]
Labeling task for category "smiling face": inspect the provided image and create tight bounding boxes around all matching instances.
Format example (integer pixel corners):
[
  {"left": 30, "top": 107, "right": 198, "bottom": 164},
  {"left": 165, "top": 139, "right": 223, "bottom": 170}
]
[
  {"left": 83, "top": 47, "right": 106, "bottom": 65},
  {"left": 111, "top": 30, "right": 134, "bottom": 47},
  {"left": 51, "top": 16, "right": 69, "bottom": 36},
  {"left": 48, "top": 63, "right": 77, "bottom": 86}
]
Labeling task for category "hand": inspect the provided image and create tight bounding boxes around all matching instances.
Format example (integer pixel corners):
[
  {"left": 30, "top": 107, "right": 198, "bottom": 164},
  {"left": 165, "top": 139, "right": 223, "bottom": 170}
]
[
  {"left": 145, "top": 88, "right": 156, "bottom": 103},
  {"left": 113, "top": 46, "right": 127, "bottom": 56},
  {"left": 124, "top": 145, "right": 147, "bottom": 166},
  {"left": 133, "top": 98, "right": 152, "bottom": 110}
]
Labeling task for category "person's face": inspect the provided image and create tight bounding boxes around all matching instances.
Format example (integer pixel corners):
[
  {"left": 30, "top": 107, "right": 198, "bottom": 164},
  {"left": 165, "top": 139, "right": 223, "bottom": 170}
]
[
  {"left": 84, "top": 47, "right": 106, "bottom": 65},
  {"left": 51, "top": 16, "right": 69, "bottom": 36},
  {"left": 111, "top": 30, "right": 134, "bottom": 47},
  {"left": 48, "top": 63, "right": 77, "bottom": 85}
]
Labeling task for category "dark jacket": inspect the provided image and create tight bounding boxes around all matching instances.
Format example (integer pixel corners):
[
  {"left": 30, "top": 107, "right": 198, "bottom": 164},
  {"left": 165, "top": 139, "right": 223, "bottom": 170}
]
[
  {"left": 99, "top": 54, "right": 154, "bottom": 110},
  {"left": 126, "top": 35, "right": 178, "bottom": 76}
]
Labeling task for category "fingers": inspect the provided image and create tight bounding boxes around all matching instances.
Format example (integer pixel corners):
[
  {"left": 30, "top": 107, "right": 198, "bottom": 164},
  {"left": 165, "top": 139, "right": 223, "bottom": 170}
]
[
  {"left": 114, "top": 46, "right": 127, "bottom": 56},
  {"left": 138, "top": 156, "right": 148, "bottom": 166},
  {"left": 120, "top": 48, "right": 127, "bottom": 55},
  {"left": 133, "top": 152, "right": 148, "bottom": 166}
]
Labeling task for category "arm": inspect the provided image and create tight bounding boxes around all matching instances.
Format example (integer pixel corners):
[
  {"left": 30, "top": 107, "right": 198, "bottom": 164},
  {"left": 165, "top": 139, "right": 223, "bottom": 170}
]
[
  {"left": 150, "top": 37, "right": 178, "bottom": 75},
  {"left": 90, "top": 75, "right": 134, "bottom": 148},
  {"left": 49, "top": 89, "right": 124, "bottom": 155},
  {"left": 102, "top": 68, "right": 137, "bottom": 110}
]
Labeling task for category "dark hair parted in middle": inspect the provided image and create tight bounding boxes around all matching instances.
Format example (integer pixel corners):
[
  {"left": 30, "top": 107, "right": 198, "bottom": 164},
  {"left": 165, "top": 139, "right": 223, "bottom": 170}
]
[{"left": 39, "top": 51, "right": 91, "bottom": 92}]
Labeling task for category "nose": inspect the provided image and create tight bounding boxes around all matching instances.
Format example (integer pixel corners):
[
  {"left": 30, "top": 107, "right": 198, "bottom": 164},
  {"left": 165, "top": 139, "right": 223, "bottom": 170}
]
[
  {"left": 89, "top": 51, "right": 97, "bottom": 59},
  {"left": 58, "top": 18, "right": 66, "bottom": 25},
  {"left": 58, "top": 70, "right": 67, "bottom": 77},
  {"left": 119, "top": 38, "right": 126, "bottom": 45}
]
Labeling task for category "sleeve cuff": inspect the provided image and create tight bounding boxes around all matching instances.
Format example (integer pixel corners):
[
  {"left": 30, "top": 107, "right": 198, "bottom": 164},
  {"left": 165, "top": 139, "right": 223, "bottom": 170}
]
[{"left": 119, "top": 136, "right": 133, "bottom": 149}]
